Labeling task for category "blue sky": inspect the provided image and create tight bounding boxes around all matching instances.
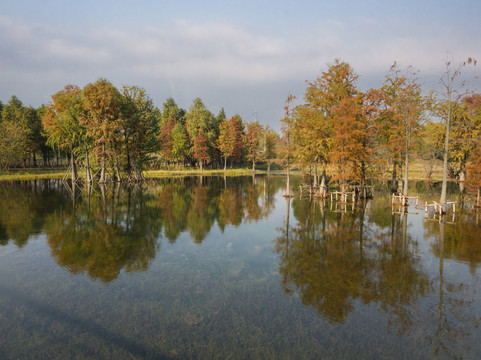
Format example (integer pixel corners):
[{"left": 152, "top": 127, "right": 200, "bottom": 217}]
[{"left": 1, "top": 0, "right": 480, "bottom": 129}]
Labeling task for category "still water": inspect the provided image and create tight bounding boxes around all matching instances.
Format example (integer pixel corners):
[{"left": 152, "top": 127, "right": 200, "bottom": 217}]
[{"left": 0, "top": 176, "right": 480, "bottom": 359}]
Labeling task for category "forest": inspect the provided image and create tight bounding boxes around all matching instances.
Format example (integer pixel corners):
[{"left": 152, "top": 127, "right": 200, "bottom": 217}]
[{"left": 0, "top": 59, "right": 480, "bottom": 204}]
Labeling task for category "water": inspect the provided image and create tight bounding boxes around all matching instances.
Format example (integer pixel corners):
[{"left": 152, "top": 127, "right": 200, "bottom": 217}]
[{"left": 0, "top": 177, "right": 480, "bottom": 359}]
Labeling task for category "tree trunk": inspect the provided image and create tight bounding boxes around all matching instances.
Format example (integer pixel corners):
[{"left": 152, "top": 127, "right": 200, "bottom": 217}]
[
  {"left": 391, "top": 161, "right": 398, "bottom": 193},
  {"left": 403, "top": 139, "right": 409, "bottom": 198},
  {"left": 85, "top": 145, "right": 92, "bottom": 183},
  {"left": 286, "top": 165, "right": 290, "bottom": 195},
  {"left": 267, "top": 159, "right": 271, "bottom": 173},
  {"left": 224, "top": 156, "right": 227, "bottom": 172},
  {"left": 132, "top": 157, "right": 141, "bottom": 182},
  {"left": 99, "top": 143, "right": 106, "bottom": 183},
  {"left": 114, "top": 153, "right": 121, "bottom": 182},
  {"left": 440, "top": 95, "right": 452, "bottom": 205},
  {"left": 43, "top": 150, "right": 48, "bottom": 167},
  {"left": 71, "top": 150, "right": 78, "bottom": 183},
  {"left": 459, "top": 169, "right": 465, "bottom": 193},
  {"left": 200, "top": 159, "right": 203, "bottom": 172},
  {"left": 320, "top": 169, "right": 326, "bottom": 197},
  {"left": 252, "top": 158, "right": 255, "bottom": 173}
]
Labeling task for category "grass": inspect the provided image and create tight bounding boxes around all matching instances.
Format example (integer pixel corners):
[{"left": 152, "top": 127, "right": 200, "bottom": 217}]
[
  {"left": 0, "top": 158, "right": 445, "bottom": 182},
  {"left": 0, "top": 168, "right": 65, "bottom": 181},
  {"left": 0, "top": 167, "right": 272, "bottom": 181},
  {"left": 145, "top": 168, "right": 265, "bottom": 178}
]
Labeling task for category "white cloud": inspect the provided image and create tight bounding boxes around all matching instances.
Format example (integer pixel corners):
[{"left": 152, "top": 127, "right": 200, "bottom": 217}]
[{"left": 0, "top": 13, "right": 480, "bottom": 127}]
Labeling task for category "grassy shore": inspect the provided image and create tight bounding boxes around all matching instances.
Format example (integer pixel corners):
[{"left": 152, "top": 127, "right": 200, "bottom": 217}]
[
  {"left": 0, "top": 167, "right": 270, "bottom": 181},
  {"left": 0, "top": 158, "right": 445, "bottom": 182},
  {"left": 0, "top": 168, "right": 66, "bottom": 181}
]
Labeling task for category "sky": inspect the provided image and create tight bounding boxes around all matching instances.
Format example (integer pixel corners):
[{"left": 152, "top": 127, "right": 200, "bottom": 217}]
[{"left": 1, "top": 0, "right": 480, "bottom": 130}]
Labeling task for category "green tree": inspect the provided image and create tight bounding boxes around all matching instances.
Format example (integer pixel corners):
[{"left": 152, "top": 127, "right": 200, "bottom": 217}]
[
  {"left": 81, "top": 78, "right": 122, "bottom": 182},
  {"left": 1, "top": 96, "right": 36, "bottom": 167},
  {"left": 185, "top": 98, "right": 214, "bottom": 141},
  {"left": 171, "top": 122, "right": 189, "bottom": 167},
  {"left": 120, "top": 85, "right": 159, "bottom": 180},
  {"left": 0, "top": 121, "right": 29, "bottom": 169},
  {"left": 42, "top": 85, "right": 87, "bottom": 182},
  {"left": 160, "top": 97, "right": 185, "bottom": 127}
]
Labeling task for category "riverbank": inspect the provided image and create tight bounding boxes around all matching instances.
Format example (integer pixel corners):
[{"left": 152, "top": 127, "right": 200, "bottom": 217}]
[
  {"left": 0, "top": 168, "right": 273, "bottom": 181},
  {"left": 0, "top": 158, "right": 444, "bottom": 182}
]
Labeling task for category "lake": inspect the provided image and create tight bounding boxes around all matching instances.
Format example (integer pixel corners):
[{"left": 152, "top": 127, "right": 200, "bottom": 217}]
[{"left": 0, "top": 176, "right": 480, "bottom": 359}]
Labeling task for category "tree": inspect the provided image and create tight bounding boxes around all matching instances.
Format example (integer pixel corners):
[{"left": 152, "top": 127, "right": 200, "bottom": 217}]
[
  {"left": 171, "top": 122, "right": 189, "bottom": 167},
  {"left": 42, "top": 85, "right": 86, "bottom": 182},
  {"left": 281, "top": 94, "right": 296, "bottom": 197},
  {"left": 436, "top": 57, "right": 477, "bottom": 205},
  {"left": 244, "top": 121, "right": 263, "bottom": 173},
  {"left": 160, "top": 97, "right": 185, "bottom": 127},
  {"left": 81, "top": 78, "right": 122, "bottom": 183},
  {"left": 466, "top": 139, "right": 481, "bottom": 206},
  {"left": 382, "top": 64, "right": 426, "bottom": 197},
  {"left": 120, "top": 85, "right": 159, "bottom": 181},
  {"left": 210, "top": 108, "right": 226, "bottom": 166},
  {"left": 218, "top": 116, "right": 243, "bottom": 171},
  {"left": 193, "top": 128, "right": 209, "bottom": 171},
  {"left": 159, "top": 114, "right": 176, "bottom": 167},
  {"left": 416, "top": 121, "right": 444, "bottom": 183},
  {"left": 218, "top": 117, "right": 234, "bottom": 171},
  {"left": 185, "top": 98, "right": 214, "bottom": 141},
  {"left": 445, "top": 95, "right": 481, "bottom": 191},
  {"left": 229, "top": 115, "right": 245, "bottom": 166},
  {"left": 0, "top": 121, "right": 29, "bottom": 169},
  {"left": 1, "top": 96, "right": 36, "bottom": 167},
  {"left": 300, "top": 59, "right": 362, "bottom": 191},
  {"left": 264, "top": 125, "right": 279, "bottom": 173}
]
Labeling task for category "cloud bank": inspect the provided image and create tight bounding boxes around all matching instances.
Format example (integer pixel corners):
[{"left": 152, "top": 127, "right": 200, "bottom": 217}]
[{"left": 1, "top": 13, "right": 480, "bottom": 127}]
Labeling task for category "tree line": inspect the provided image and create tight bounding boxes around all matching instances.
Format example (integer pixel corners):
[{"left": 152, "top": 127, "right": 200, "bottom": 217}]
[
  {"left": 282, "top": 58, "right": 481, "bottom": 205},
  {"left": 0, "top": 78, "right": 280, "bottom": 181},
  {"left": 1, "top": 58, "right": 480, "bottom": 204}
]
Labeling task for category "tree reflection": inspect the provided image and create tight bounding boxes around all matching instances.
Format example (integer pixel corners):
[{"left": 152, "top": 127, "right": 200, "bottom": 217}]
[
  {"left": 1, "top": 176, "right": 284, "bottom": 281},
  {"left": 424, "top": 213, "right": 481, "bottom": 359},
  {"left": 0, "top": 180, "right": 66, "bottom": 247},
  {"left": 276, "top": 198, "right": 430, "bottom": 330},
  {"left": 45, "top": 183, "right": 163, "bottom": 283}
]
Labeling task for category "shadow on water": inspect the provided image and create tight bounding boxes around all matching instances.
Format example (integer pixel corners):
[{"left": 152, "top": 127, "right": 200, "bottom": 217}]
[{"left": 0, "top": 283, "right": 170, "bottom": 359}]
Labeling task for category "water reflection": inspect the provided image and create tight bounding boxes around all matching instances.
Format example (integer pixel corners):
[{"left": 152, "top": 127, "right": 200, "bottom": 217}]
[
  {"left": 276, "top": 198, "right": 430, "bottom": 328},
  {"left": 0, "top": 176, "right": 283, "bottom": 282},
  {"left": 1, "top": 178, "right": 481, "bottom": 358}
]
